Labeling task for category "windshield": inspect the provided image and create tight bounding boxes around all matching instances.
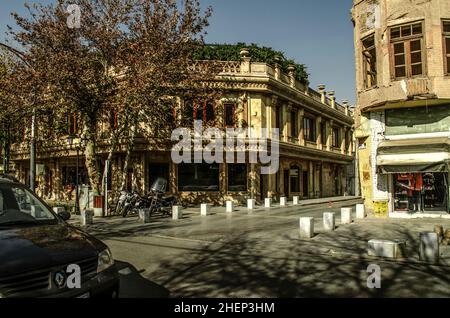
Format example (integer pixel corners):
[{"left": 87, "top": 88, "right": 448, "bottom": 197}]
[{"left": 0, "top": 184, "right": 57, "bottom": 226}]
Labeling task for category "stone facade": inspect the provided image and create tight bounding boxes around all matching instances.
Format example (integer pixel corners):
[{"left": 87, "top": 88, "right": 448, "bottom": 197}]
[
  {"left": 352, "top": 0, "right": 450, "bottom": 215},
  {"left": 9, "top": 50, "right": 355, "bottom": 207}
]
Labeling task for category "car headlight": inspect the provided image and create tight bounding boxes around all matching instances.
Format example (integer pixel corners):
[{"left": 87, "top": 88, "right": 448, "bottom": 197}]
[{"left": 97, "top": 248, "right": 115, "bottom": 273}]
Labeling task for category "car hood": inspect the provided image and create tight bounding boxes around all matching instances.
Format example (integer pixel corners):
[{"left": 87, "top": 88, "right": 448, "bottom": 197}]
[{"left": 0, "top": 223, "right": 105, "bottom": 277}]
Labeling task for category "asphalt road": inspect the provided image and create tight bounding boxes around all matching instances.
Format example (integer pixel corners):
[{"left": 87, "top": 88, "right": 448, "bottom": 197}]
[{"left": 77, "top": 202, "right": 450, "bottom": 298}]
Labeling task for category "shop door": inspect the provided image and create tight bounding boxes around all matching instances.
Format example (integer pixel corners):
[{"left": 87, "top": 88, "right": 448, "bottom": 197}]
[
  {"left": 302, "top": 171, "right": 308, "bottom": 198},
  {"left": 283, "top": 170, "right": 289, "bottom": 197}
]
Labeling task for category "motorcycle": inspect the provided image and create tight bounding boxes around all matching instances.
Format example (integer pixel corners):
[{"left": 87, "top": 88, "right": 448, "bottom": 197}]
[
  {"left": 117, "top": 178, "right": 179, "bottom": 218},
  {"left": 148, "top": 178, "right": 179, "bottom": 217}
]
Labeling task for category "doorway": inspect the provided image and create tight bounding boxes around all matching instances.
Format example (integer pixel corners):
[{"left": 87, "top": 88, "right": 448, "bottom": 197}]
[
  {"left": 148, "top": 163, "right": 170, "bottom": 191},
  {"left": 393, "top": 172, "right": 448, "bottom": 213},
  {"left": 302, "top": 170, "right": 309, "bottom": 198},
  {"left": 283, "top": 170, "right": 289, "bottom": 197}
]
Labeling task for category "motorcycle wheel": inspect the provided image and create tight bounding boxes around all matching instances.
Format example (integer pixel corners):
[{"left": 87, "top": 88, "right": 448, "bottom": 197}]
[{"left": 122, "top": 205, "right": 131, "bottom": 218}]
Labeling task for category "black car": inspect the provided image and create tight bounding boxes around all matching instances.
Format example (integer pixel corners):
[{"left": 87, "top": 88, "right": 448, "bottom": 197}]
[{"left": 0, "top": 176, "right": 119, "bottom": 298}]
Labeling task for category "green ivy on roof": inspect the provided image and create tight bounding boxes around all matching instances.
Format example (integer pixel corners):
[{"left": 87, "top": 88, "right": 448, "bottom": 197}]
[{"left": 193, "top": 43, "right": 309, "bottom": 85}]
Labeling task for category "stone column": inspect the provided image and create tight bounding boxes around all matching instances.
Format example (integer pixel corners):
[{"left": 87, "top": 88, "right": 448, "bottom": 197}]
[
  {"left": 341, "top": 127, "right": 346, "bottom": 155},
  {"left": 287, "top": 65, "right": 296, "bottom": 88},
  {"left": 315, "top": 116, "right": 322, "bottom": 150},
  {"left": 298, "top": 109, "right": 305, "bottom": 146},
  {"left": 249, "top": 163, "right": 260, "bottom": 200},
  {"left": 266, "top": 96, "right": 275, "bottom": 137},
  {"left": 328, "top": 91, "right": 336, "bottom": 109},
  {"left": 237, "top": 92, "right": 247, "bottom": 129},
  {"left": 240, "top": 48, "right": 251, "bottom": 73},
  {"left": 326, "top": 120, "right": 333, "bottom": 151},
  {"left": 342, "top": 100, "right": 349, "bottom": 116},
  {"left": 282, "top": 103, "right": 288, "bottom": 143},
  {"left": 318, "top": 84, "right": 326, "bottom": 104},
  {"left": 274, "top": 56, "right": 281, "bottom": 80},
  {"left": 286, "top": 103, "right": 293, "bottom": 142},
  {"left": 308, "top": 161, "right": 314, "bottom": 198},
  {"left": 347, "top": 129, "right": 354, "bottom": 156}
]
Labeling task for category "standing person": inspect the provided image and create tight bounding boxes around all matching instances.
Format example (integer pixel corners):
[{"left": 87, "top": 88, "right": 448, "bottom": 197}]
[
  {"left": 415, "top": 173, "right": 424, "bottom": 212},
  {"left": 407, "top": 174, "right": 415, "bottom": 212}
]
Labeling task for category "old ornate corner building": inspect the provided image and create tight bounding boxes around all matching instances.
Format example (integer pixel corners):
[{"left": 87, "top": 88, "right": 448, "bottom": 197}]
[
  {"left": 352, "top": 0, "right": 450, "bottom": 216},
  {"left": 9, "top": 48, "right": 355, "bottom": 206}
]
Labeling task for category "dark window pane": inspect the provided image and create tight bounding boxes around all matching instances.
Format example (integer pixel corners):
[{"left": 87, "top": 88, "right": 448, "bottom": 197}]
[
  {"left": 401, "top": 25, "right": 412, "bottom": 37},
  {"left": 411, "top": 52, "right": 422, "bottom": 64},
  {"left": 321, "top": 123, "right": 326, "bottom": 145},
  {"left": 195, "top": 103, "right": 203, "bottom": 121},
  {"left": 224, "top": 104, "right": 235, "bottom": 126},
  {"left": 412, "top": 23, "right": 422, "bottom": 35},
  {"left": 394, "top": 43, "right": 405, "bottom": 54},
  {"left": 447, "top": 57, "right": 450, "bottom": 74},
  {"left": 205, "top": 103, "right": 215, "bottom": 122},
  {"left": 275, "top": 107, "right": 281, "bottom": 129},
  {"left": 290, "top": 166, "right": 300, "bottom": 193},
  {"left": 178, "top": 163, "right": 220, "bottom": 192},
  {"left": 395, "top": 66, "right": 406, "bottom": 78},
  {"left": 228, "top": 164, "right": 247, "bottom": 192},
  {"left": 410, "top": 39, "right": 422, "bottom": 52},
  {"left": 446, "top": 37, "right": 450, "bottom": 52},
  {"left": 391, "top": 27, "right": 401, "bottom": 39},
  {"left": 290, "top": 111, "right": 297, "bottom": 137},
  {"left": 183, "top": 100, "right": 194, "bottom": 126},
  {"left": 332, "top": 128, "right": 340, "bottom": 148},
  {"left": 394, "top": 54, "right": 405, "bottom": 66},
  {"left": 444, "top": 21, "right": 450, "bottom": 33},
  {"left": 411, "top": 63, "right": 423, "bottom": 76},
  {"left": 303, "top": 118, "right": 315, "bottom": 142},
  {"left": 363, "top": 36, "right": 375, "bottom": 48}
]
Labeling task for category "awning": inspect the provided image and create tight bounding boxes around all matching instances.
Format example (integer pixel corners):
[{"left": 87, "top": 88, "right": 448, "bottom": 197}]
[{"left": 377, "top": 137, "right": 450, "bottom": 174}]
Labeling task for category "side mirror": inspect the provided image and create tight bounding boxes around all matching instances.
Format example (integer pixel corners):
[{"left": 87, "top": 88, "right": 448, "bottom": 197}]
[{"left": 58, "top": 211, "right": 71, "bottom": 221}]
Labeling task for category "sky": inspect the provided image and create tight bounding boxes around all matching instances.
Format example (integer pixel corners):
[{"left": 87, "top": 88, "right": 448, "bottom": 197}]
[{"left": 0, "top": 0, "right": 356, "bottom": 104}]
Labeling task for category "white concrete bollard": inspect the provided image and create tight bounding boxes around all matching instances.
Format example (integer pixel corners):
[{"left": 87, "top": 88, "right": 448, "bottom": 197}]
[
  {"left": 247, "top": 199, "right": 256, "bottom": 210},
  {"left": 341, "top": 207, "right": 353, "bottom": 224},
  {"left": 419, "top": 232, "right": 439, "bottom": 263},
  {"left": 172, "top": 206, "right": 183, "bottom": 220},
  {"left": 299, "top": 217, "right": 314, "bottom": 239},
  {"left": 53, "top": 207, "right": 66, "bottom": 214},
  {"left": 200, "top": 204, "right": 209, "bottom": 216},
  {"left": 264, "top": 198, "right": 272, "bottom": 208},
  {"left": 293, "top": 196, "right": 300, "bottom": 205},
  {"left": 356, "top": 204, "right": 366, "bottom": 219},
  {"left": 226, "top": 201, "right": 234, "bottom": 213},
  {"left": 323, "top": 212, "right": 335, "bottom": 231},
  {"left": 368, "top": 239, "right": 406, "bottom": 259},
  {"left": 81, "top": 209, "right": 94, "bottom": 226},
  {"left": 280, "top": 197, "right": 287, "bottom": 207},
  {"left": 138, "top": 208, "right": 151, "bottom": 223}
]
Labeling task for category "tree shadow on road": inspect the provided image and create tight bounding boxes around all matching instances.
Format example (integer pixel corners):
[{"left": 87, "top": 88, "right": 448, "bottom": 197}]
[
  {"left": 146, "top": 221, "right": 450, "bottom": 298},
  {"left": 116, "top": 261, "right": 170, "bottom": 298}
]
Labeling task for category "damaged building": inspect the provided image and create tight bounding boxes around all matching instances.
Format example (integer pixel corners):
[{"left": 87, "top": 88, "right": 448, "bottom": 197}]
[{"left": 352, "top": 0, "right": 450, "bottom": 216}]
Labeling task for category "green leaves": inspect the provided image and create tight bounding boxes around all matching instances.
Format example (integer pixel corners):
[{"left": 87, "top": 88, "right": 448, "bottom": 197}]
[{"left": 193, "top": 42, "right": 309, "bottom": 84}]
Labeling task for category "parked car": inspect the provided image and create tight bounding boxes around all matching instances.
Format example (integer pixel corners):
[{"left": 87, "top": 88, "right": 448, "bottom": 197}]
[{"left": 0, "top": 175, "right": 119, "bottom": 298}]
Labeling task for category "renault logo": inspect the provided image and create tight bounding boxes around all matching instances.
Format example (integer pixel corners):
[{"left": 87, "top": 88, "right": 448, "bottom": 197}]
[{"left": 54, "top": 271, "right": 67, "bottom": 289}]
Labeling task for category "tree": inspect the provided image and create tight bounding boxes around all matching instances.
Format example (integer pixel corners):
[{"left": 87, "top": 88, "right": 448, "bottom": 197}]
[{"left": 5, "top": 0, "right": 218, "bottom": 196}]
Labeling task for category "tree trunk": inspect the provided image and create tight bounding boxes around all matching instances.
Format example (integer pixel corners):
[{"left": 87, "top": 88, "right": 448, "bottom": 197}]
[
  {"left": 83, "top": 120, "right": 101, "bottom": 195},
  {"left": 120, "top": 122, "right": 137, "bottom": 191}
]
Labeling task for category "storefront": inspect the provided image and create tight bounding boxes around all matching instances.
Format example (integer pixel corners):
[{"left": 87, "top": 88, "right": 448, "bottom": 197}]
[{"left": 377, "top": 137, "right": 450, "bottom": 214}]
